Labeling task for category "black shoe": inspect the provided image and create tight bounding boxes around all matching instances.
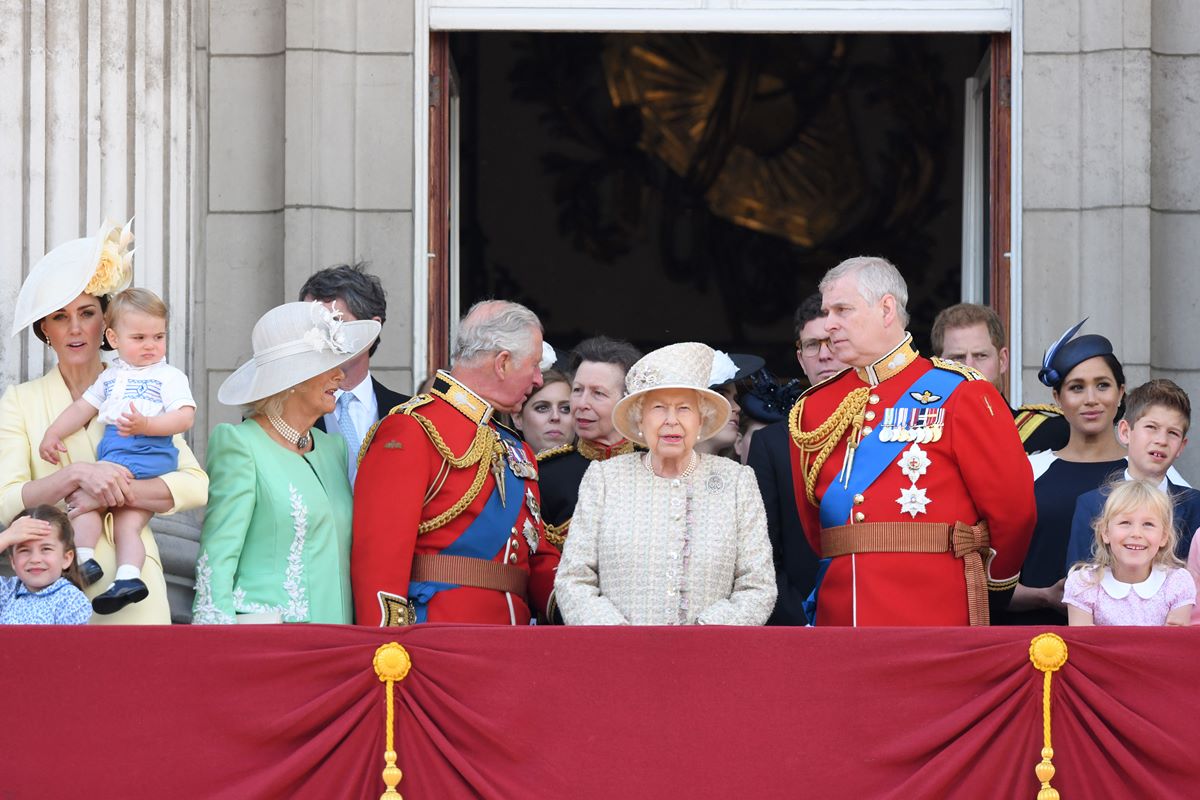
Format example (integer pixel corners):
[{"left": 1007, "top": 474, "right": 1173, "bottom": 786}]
[
  {"left": 79, "top": 559, "right": 104, "bottom": 587},
  {"left": 92, "top": 578, "right": 149, "bottom": 615}
]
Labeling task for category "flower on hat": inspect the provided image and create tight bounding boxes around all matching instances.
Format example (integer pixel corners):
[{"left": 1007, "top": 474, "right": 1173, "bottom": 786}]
[
  {"left": 302, "top": 301, "right": 353, "bottom": 355},
  {"left": 84, "top": 219, "right": 134, "bottom": 297},
  {"left": 540, "top": 341, "right": 557, "bottom": 371},
  {"left": 709, "top": 350, "right": 738, "bottom": 385}
]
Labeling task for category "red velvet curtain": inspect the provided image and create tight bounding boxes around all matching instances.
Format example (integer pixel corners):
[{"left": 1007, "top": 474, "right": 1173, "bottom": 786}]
[{"left": 1, "top": 626, "right": 1196, "bottom": 799}]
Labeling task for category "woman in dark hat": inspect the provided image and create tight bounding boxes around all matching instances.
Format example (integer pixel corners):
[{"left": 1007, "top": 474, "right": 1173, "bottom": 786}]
[{"left": 1003, "top": 320, "right": 1129, "bottom": 625}]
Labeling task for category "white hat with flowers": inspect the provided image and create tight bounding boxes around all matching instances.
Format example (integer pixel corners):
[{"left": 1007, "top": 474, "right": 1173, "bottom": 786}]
[
  {"left": 611, "top": 342, "right": 735, "bottom": 446},
  {"left": 218, "top": 301, "right": 382, "bottom": 405},
  {"left": 11, "top": 218, "right": 135, "bottom": 340}
]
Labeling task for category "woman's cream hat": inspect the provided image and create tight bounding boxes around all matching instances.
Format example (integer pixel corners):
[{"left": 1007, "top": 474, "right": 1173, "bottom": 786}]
[
  {"left": 612, "top": 342, "right": 733, "bottom": 446},
  {"left": 217, "top": 302, "right": 381, "bottom": 405},
  {"left": 11, "top": 219, "right": 135, "bottom": 339}
]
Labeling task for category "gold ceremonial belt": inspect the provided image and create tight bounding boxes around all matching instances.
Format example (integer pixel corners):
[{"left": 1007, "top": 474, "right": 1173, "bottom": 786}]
[
  {"left": 410, "top": 554, "right": 528, "bottom": 596},
  {"left": 820, "top": 520, "right": 991, "bottom": 626}
]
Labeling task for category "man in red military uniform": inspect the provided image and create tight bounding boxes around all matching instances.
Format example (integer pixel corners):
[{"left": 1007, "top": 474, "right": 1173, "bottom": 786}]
[
  {"left": 352, "top": 300, "right": 559, "bottom": 625},
  {"left": 789, "top": 257, "right": 1036, "bottom": 626}
]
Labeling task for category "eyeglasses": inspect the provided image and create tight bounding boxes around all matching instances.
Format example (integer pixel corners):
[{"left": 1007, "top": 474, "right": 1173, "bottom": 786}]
[{"left": 796, "top": 338, "right": 832, "bottom": 357}]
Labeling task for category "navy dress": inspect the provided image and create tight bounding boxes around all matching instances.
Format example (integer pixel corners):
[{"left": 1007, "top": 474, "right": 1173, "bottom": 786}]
[{"left": 1000, "top": 452, "right": 1125, "bottom": 626}]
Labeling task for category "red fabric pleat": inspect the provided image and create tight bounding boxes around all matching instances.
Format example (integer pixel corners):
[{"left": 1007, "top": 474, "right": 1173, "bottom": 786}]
[{"left": 0, "top": 625, "right": 1197, "bottom": 799}]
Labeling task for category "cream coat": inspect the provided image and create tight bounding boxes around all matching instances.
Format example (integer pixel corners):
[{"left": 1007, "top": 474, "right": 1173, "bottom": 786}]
[{"left": 0, "top": 369, "right": 209, "bottom": 624}]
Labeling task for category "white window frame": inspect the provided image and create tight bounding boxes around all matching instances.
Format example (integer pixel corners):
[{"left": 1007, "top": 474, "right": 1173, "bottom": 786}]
[{"left": 410, "top": 0, "right": 1022, "bottom": 401}]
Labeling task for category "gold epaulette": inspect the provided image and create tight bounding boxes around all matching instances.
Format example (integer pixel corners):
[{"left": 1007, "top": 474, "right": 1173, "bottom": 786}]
[
  {"left": 1017, "top": 403, "right": 1063, "bottom": 416},
  {"left": 536, "top": 443, "right": 575, "bottom": 463},
  {"left": 544, "top": 519, "right": 570, "bottom": 548},
  {"left": 931, "top": 357, "right": 985, "bottom": 381},
  {"left": 394, "top": 394, "right": 434, "bottom": 416}
]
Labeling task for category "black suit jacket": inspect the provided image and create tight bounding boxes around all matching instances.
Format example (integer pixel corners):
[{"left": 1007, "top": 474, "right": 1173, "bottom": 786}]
[
  {"left": 314, "top": 376, "right": 410, "bottom": 433},
  {"left": 747, "top": 420, "right": 820, "bottom": 626}
]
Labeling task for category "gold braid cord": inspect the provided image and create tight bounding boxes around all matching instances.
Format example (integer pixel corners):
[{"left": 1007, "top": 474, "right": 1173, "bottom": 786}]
[
  {"left": 373, "top": 643, "right": 412, "bottom": 799},
  {"left": 788, "top": 388, "right": 871, "bottom": 506},
  {"left": 410, "top": 412, "right": 504, "bottom": 535},
  {"left": 1029, "top": 633, "right": 1069, "bottom": 800},
  {"left": 544, "top": 519, "right": 570, "bottom": 548}
]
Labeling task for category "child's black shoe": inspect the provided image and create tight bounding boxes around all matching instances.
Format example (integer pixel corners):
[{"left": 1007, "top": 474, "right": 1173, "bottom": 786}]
[
  {"left": 79, "top": 559, "right": 104, "bottom": 587},
  {"left": 92, "top": 578, "right": 149, "bottom": 615}
]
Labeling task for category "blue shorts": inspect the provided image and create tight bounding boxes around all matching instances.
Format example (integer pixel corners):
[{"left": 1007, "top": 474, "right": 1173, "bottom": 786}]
[{"left": 96, "top": 425, "right": 179, "bottom": 480}]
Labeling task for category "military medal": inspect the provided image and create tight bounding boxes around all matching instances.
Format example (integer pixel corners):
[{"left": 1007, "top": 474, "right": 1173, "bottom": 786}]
[
  {"left": 896, "top": 485, "right": 931, "bottom": 517},
  {"left": 503, "top": 439, "right": 538, "bottom": 480},
  {"left": 522, "top": 518, "right": 539, "bottom": 554},
  {"left": 525, "top": 487, "right": 542, "bottom": 526}
]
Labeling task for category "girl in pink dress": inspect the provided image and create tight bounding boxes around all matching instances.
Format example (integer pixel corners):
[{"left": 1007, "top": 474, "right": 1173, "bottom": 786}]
[{"left": 1064, "top": 479, "right": 1195, "bottom": 626}]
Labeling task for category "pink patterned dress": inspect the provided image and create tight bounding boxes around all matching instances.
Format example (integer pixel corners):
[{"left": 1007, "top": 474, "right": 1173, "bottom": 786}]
[{"left": 1063, "top": 566, "right": 1195, "bottom": 626}]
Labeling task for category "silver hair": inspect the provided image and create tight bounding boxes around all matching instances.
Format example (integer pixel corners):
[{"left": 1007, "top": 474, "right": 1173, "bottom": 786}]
[
  {"left": 452, "top": 299, "right": 542, "bottom": 364},
  {"left": 819, "top": 256, "right": 910, "bottom": 327},
  {"left": 626, "top": 389, "right": 719, "bottom": 436}
]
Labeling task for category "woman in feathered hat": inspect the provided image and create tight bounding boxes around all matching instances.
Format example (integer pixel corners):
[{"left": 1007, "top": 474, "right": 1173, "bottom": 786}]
[
  {"left": 553, "top": 342, "right": 776, "bottom": 625},
  {"left": 1, "top": 221, "right": 209, "bottom": 624}
]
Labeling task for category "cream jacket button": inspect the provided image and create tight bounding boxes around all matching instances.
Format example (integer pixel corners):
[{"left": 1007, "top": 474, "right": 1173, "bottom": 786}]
[
  {"left": 869, "top": 395, "right": 880, "bottom": 405},
  {"left": 861, "top": 426, "right": 872, "bottom": 437},
  {"left": 864, "top": 411, "right": 876, "bottom": 421}
]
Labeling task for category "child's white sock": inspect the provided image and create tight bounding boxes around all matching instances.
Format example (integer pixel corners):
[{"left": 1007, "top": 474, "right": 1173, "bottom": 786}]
[
  {"left": 77, "top": 547, "right": 95, "bottom": 563},
  {"left": 114, "top": 564, "right": 141, "bottom": 581}
]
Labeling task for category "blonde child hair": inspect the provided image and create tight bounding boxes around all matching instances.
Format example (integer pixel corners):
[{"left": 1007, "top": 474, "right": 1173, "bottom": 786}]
[
  {"left": 105, "top": 287, "right": 168, "bottom": 329},
  {"left": 1082, "top": 478, "right": 1185, "bottom": 580}
]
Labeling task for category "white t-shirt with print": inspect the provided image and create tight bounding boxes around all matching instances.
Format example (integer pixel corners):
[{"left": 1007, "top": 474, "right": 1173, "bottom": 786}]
[{"left": 83, "top": 358, "right": 196, "bottom": 426}]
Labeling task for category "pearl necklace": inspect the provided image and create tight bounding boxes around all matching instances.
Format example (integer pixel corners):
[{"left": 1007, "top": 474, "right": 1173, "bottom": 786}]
[
  {"left": 644, "top": 451, "right": 697, "bottom": 479},
  {"left": 266, "top": 413, "right": 312, "bottom": 450}
]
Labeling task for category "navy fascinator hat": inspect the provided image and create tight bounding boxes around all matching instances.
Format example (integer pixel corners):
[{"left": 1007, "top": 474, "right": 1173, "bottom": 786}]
[
  {"left": 740, "top": 369, "right": 805, "bottom": 424},
  {"left": 1037, "top": 318, "right": 1116, "bottom": 388}
]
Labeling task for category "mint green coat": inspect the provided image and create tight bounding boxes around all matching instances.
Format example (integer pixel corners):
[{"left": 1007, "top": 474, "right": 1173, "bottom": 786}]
[{"left": 192, "top": 420, "right": 354, "bottom": 624}]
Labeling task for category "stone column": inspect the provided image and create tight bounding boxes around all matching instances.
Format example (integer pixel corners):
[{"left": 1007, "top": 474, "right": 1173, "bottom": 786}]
[{"left": 1150, "top": 0, "right": 1200, "bottom": 480}]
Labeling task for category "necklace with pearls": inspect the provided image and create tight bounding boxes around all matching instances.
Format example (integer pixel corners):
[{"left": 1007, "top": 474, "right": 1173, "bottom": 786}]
[
  {"left": 644, "top": 451, "right": 698, "bottom": 479},
  {"left": 266, "top": 413, "right": 312, "bottom": 450}
]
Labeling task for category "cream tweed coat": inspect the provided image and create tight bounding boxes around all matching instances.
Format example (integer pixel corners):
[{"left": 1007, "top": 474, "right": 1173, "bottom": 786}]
[{"left": 555, "top": 452, "right": 776, "bottom": 625}]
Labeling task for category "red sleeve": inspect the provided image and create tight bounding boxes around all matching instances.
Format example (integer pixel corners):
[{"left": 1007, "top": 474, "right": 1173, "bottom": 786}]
[
  {"left": 525, "top": 444, "right": 560, "bottom": 617},
  {"left": 947, "top": 380, "right": 1037, "bottom": 583},
  {"left": 351, "top": 414, "right": 429, "bottom": 625}
]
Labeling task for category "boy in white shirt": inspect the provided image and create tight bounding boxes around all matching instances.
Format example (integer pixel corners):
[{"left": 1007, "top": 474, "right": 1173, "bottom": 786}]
[{"left": 40, "top": 288, "right": 196, "bottom": 614}]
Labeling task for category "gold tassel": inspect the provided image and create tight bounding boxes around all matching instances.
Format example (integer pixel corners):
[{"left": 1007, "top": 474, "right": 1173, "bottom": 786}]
[
  {"left": 1028, "top": 633, "right": 1069, "bottom": 800},
  {"left": 373, "top": 643, "right": 412, "bottom": 800}
]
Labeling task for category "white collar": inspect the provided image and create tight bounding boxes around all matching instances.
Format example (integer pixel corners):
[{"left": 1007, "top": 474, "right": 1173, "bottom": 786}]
[
  {"left": 1100, "top": 566, "right": 1167, "bottom": 599},
  {"left": 336, "top": 371, "right": 375, "bottom": 405},
  {"left": 110, "top": 356, "right": 165, "bottom": 371},
  {"left": 1123, "top": 467, "right": 1169, "bottom": 493}
]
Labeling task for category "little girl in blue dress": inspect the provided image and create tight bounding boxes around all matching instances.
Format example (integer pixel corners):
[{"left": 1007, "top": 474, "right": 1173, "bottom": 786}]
[{"left": 0, "top": 505, "right": 92, "bottom": 624}]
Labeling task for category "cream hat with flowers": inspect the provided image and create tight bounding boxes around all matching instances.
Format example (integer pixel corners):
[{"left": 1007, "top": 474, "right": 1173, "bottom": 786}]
[
  {"left": 11, "top": 218, "right": 135, "bottom": 340},
  {"left": 218, "top": 301, "right": 382, "bottom": 405},
  {"left": 612, "top": 342, "right": 733, "bottom": 446}
]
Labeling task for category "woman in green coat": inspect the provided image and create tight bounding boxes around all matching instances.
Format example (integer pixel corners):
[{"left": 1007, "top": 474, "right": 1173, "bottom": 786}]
[{"left": 192, "top": 302, "right": 380, "bottom": 624}]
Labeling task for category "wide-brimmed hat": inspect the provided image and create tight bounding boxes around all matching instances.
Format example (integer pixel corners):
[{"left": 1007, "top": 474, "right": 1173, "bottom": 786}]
[
  {"left": 218, "top": 302, "right": 381, "bottom": 405},
  {"left": 1038, "top": 318, "right": 1117, "bottom": 388},
  {"left": 12, "top": 219, "right": 135, "bottom": 341},
  {"left": 612, "top": 342, "right": 733, "bottom": 446}
]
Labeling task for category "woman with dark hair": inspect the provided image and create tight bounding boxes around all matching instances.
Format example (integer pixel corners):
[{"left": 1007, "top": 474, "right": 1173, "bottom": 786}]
[
  {"left": 512, "top": 367, "right": 574, "bottom": 455},
  {"left": 0, "top": 221, "right": 209, "bottom": 624},
  {"left": 1003, "top": 321, "right": 1129, "bottom": 625}
]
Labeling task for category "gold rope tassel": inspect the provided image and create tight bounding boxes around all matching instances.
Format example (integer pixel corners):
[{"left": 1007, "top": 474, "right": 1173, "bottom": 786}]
[
  {"left": 788, "top": 388, "right": 870, "bottom": 506},
  {"left": 1028, "top": 633, "right": 1068, "bottom": 800},
  {"left": 374, "top": 643, "right": 413, "bottom": 800}
]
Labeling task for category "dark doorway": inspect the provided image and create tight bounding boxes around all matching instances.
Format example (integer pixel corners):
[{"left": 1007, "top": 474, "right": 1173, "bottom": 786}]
[{"left": 450, "top": 32, "right": 990, "bottom": 378}]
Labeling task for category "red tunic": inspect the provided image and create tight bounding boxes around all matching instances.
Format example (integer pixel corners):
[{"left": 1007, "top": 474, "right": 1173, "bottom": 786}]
[
  {"left": 351, "top": 372, "right": 559, "bottom": 625},
  {"left": 790, "top": 338, "right": 1036, "bottom": 626}
]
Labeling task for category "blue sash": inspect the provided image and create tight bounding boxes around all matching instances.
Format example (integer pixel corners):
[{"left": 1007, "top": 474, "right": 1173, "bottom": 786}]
[
  {"left": 410, "top": 426, "right": 526, "bottom": 622},
  {"left": 818, "top": 367, "right": 965, "bottom": 528},
  {"left": 808, "top": 366, "right": 965, "bottom": 626}
]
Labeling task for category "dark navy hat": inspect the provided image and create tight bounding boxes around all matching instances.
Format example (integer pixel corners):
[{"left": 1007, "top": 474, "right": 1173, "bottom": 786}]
[
  {"left": 739, "top": 369, "right": 804, "bottom": 424},
  {"left": 1037, "top": 319, "right": 1116, "bottom": 388}
]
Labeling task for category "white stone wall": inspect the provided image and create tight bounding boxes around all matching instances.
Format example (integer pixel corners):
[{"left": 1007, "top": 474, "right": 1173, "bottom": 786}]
[
  {"left": 202, "top": 0, "right": 416, "bottom": 458},
  {"left": 1021, "top": 0, "right": 1200, "bottom": 480}
]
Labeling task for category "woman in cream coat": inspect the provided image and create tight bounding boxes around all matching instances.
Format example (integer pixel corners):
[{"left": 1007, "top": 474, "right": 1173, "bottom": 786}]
[
  {"left": 1, "top": 221, "right": 208, "bottom": 624},
  {"left": 555, "top": 342, "right": 776, "bottom": 625}
]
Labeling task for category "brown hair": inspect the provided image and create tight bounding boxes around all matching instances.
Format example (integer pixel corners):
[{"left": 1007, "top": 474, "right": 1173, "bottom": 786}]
[
  {"left": 1123, "top": 379, "right": 1191, "bottom": 436},
  {"left": 105, "top": 287, "right": 169, "bottom": 331},
  {"left": 11, "top": 505, "right": 84, "bottom": 589},
  {"left": 930, "top": 303, "right": 1006, "bottom": 355}
]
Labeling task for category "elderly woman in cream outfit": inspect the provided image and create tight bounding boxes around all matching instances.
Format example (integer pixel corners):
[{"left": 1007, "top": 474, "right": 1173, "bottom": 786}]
[
  {"left": 555, "top": 342, "right": 776, "bottom": 625},
  {"left": 0, "top": 221, "right": 209, "bottom": 624}
]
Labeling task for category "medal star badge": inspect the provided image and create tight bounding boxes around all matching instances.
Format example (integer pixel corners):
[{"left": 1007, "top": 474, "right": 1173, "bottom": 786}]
[
  {"left": 896, "top": 485, "right": 931, "bottom": 518},
  {"left": 522, "top": 518, "right": 539, "bottom": 554},
  {"left": 897, "top": 443, "right": 931, "bottom": 482}
]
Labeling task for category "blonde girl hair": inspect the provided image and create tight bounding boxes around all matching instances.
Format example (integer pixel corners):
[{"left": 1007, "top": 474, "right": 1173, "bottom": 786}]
[{"left": 1083, "top": 478, "right": 1185, "bottom": 579}]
